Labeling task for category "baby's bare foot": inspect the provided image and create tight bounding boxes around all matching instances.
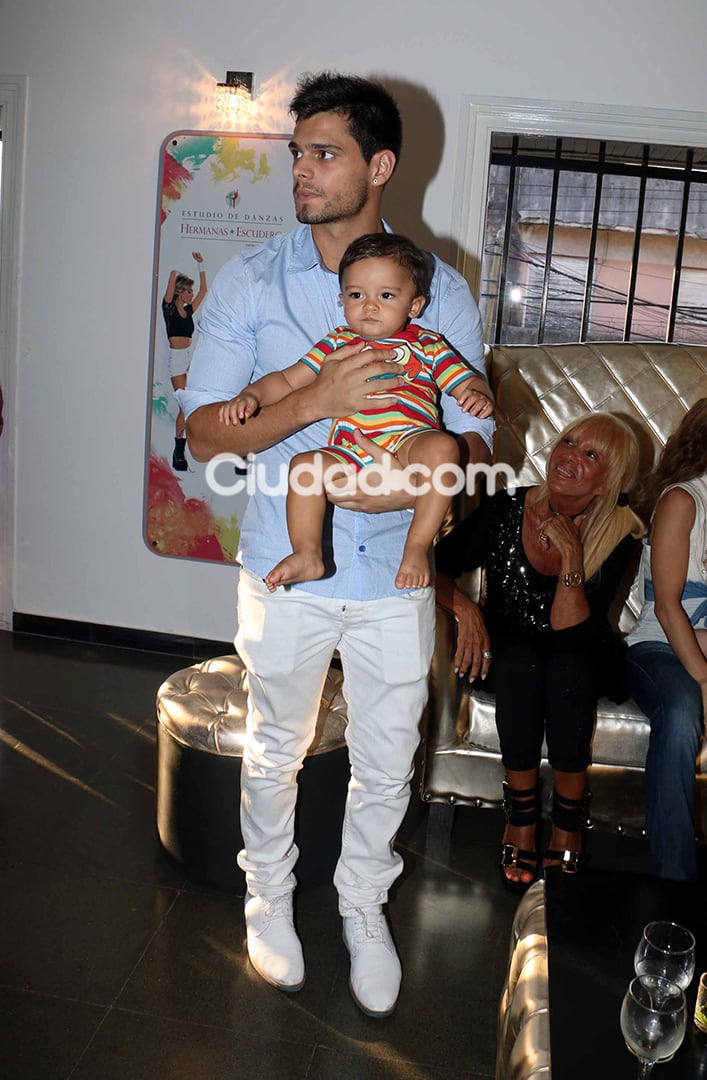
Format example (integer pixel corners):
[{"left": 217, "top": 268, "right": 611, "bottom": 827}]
[
  {"left": 394, "top": 541, "right": 430, "bottom": 590},
  {"left": 264, "top": 550, "right": 325, "bottom": 591}
]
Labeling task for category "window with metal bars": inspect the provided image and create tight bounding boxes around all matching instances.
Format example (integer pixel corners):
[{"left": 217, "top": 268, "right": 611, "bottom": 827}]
[{"left": 479, "top": 134, "right": 707, "bottom": 345}]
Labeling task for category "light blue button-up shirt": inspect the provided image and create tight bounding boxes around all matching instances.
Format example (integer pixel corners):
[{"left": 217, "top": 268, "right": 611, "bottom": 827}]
[{"left": 178, "top": 224, "right": 494, "bottom": 600}]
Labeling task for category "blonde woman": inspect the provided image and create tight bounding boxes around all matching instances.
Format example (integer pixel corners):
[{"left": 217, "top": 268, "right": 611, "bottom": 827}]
[{"left": 435, "top": 413, "right": 645, "bottom": 891}]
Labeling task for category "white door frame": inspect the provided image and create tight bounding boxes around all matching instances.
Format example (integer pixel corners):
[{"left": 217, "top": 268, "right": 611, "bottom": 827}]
[
  {"left": 452, "top": 95, "right": 707, "bottom": 297},
  {"left": 0, "top": 76, "right": 28, "bottom": 630}
]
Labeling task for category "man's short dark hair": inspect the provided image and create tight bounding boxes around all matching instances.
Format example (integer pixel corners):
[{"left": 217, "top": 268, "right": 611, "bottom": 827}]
[
  {"left": 338, "top": 234, "right": 432, "bottom": 300},
  {"left": 289, "top": 72, "right": 402, "bottom": 164}
]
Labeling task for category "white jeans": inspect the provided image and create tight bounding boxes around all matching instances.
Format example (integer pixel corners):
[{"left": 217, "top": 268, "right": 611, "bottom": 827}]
[{"left": 234, "top": 568, "right": 435, "bottom": 914}]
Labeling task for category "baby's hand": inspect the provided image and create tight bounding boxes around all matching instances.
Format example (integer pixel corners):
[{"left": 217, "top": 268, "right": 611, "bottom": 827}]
[
  {"left": 457, "top": 385, "right": 495, "bottom": 419},
  {"left": 218, "top": 393, "right": 259, "bottom": 425}
]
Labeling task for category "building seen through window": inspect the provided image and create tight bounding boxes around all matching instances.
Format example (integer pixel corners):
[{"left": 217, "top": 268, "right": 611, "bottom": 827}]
[{"left": 480, "top": 135, "right": 707, "bottom": 345}]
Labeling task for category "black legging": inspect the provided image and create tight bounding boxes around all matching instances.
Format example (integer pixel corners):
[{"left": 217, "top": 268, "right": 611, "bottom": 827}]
[{"left": 489, "top": 635, "right": 596, "bottom": 773}]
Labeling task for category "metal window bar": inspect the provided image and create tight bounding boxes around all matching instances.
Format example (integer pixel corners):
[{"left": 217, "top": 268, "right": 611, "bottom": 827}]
[
  {"left": 667, "top": 148, "right": 694, "bottom": 342},
  {"left": 489, "top": 139, "right": 707, "bottom": 344},
  {"left": 493, "top": 136, "right": 519, "bottom": 345},
  {"left": 579, "top": 142, "right": 605, "bottom": 342},
  {"left": 489, "top": 149, "right": 707, "bottom": 185},
  {"left": 537, "top": 139, "right": 563, "bottom": 342},
  {"left": 623, "top": 144, "right": 650, "bottom": 340}
]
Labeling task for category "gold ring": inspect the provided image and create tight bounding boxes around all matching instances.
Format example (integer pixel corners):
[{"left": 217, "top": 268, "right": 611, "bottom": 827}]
[{"left": 539, "top": 530, "right": 548, "bottom": 543}]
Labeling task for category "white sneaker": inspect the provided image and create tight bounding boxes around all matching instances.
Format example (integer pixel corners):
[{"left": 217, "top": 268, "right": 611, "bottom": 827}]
[
  {"left": 342, "top": 909, "right": 402, "bottom": 1017},
  {"left": 244, "top": 893, "right": 305, "bottom": 991}
]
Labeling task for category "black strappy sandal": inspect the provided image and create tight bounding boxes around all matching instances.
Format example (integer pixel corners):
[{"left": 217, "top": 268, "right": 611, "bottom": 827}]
[
  {"left": 499, "top": 780, "right": 540, "bottom": 894},
  {"left": 544, "top": 791, "right": 587, "bottom": 874}
]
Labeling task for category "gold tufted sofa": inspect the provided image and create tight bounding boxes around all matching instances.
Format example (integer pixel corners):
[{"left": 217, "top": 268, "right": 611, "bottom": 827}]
[
  {"left": 422, "top": 342, "right": 707, "bottom": 849},
  {"left": 496, "top": 879, "right": 550, "bottom": 1080}
]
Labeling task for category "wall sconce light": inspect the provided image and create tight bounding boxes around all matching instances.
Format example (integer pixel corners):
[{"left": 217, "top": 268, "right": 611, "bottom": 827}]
[{"left": 214, "top": 71, "right": 254, "bottom": 118}]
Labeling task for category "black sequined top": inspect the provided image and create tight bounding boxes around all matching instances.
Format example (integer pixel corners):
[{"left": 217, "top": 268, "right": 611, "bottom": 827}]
[{"left": 434, "top": 487, "right": 635, "bottom": 645}]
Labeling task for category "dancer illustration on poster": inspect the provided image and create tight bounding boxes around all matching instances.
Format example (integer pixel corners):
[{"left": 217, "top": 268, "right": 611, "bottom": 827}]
[
  {"left": 145, "top": 130, "right": 296, "bottom": 563},
  {"left": 162, "top": 251, "right": 207, "bottom": 471}
]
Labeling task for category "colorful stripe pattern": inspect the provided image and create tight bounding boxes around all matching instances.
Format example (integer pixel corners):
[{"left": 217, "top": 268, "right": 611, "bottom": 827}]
[{"left": 300, "top": 326, "right": 472, "bottom": 468}]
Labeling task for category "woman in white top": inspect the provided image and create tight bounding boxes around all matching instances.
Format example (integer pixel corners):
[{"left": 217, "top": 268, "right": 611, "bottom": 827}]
[{"left": 625, "top": 398, "right": 707, "bottom": 881}]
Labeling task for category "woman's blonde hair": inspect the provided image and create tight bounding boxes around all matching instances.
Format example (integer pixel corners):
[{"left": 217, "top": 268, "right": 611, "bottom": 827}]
[
  {"left": 536, "top": 412, "right": 645, "bottom": 579},
  {"left": 171, "top": 273, "right": 194, "bottom": 303}
]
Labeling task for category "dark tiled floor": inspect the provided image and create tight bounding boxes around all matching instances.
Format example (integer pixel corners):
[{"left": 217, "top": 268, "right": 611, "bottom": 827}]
[{"left": 0, "top": 629, "right": 654, "bottom": 1079}]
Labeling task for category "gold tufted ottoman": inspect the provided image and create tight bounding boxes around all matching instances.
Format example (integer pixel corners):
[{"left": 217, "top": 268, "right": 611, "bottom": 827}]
[{"left": 156, "top": 654, "right": 350, "bottom": 893}]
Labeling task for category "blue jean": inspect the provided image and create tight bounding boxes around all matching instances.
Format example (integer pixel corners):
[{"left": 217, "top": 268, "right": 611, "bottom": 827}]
[{"left": 625, "top": 641, "right": 702, "bottom": 881}]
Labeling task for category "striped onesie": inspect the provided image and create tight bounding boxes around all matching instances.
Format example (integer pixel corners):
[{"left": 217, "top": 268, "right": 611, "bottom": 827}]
[{"left": 300, "top": 324, "right": 473, "bottom": 468}]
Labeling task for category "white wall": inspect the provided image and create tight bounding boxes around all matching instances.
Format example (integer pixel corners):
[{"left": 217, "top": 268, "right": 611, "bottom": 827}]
[{"left": 2, "top": 0, "right": 707, "bottom": 642}]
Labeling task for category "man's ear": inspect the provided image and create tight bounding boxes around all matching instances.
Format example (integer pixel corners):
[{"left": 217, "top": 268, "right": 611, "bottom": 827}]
[
  {"left": 409, "top": 295, "right": 426, "bottom": 318},
  {"left": 370, "top": 149, "right": 396, "bottom": 187}
]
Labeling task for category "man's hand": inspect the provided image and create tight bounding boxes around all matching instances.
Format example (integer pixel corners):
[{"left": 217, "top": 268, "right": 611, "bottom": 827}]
[
  {"left": 187, "top": 345, "right": 406, "bottom": 461},
  {"left": 310, "top": 343, "right": 405, "bottom": 420},
  {"left": 326, "top": 430, "right": 416, "bottom": 512}
]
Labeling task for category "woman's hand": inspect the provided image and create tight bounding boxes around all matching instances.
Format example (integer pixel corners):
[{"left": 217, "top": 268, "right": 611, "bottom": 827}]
[
  {"left": 192, "top": 251, "right": 204, "bottom": 263},
  {"left": 533, "top": 510, "right": 591, "bottom": 630},
  {"left": 536, "top": 511, "right": 586, "bottom": 566},
  {"left": 326, "top": 429, "right": 415, "bottom": 512},
  {"left": 453, "top": 593, "right": 492, "bottom": 681},
  {"left": 435, "top": 572, "right": 492, "bottom": 681}
]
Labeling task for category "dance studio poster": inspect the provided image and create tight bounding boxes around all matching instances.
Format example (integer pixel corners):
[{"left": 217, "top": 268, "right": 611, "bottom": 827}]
[{"left": 144, "top": 130, "right": 297, "bottom": 563}]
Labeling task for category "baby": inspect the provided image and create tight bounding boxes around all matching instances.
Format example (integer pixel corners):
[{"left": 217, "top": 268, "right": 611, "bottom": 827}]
[{"left": 219, "top": 232, "right": 494, "bottom": 590}]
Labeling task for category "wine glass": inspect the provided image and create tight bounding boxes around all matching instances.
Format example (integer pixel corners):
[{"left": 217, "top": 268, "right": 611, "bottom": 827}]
[
  {"left": 634, "top": 921, "right": 696, "bottom": 993},
  {"left": 620, "top": 976, "right": 687, "bottom": 1077}
]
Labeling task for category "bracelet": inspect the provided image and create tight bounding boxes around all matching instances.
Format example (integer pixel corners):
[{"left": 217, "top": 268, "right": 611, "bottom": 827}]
[{"left": 561, "top": 570, "right": 585, "bottom": 588}]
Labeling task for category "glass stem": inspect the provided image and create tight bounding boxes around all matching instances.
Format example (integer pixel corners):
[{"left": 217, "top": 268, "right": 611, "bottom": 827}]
[{"left": 638, "top": 1062, "right": 655, "bottom": 1077}]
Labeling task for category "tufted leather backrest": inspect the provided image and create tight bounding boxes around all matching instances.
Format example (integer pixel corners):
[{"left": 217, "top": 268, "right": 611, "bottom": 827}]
[{"left": 488, "top": 341, "right": 707, "bottom": 487}]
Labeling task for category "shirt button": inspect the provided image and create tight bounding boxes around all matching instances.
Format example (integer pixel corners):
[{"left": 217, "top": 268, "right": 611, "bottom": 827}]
[{"left": 358, "top": 545, "right": 366, "bottom": 553}]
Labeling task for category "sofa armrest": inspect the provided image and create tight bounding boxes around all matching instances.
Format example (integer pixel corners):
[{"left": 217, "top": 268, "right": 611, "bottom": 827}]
[{"left": 425, "top": 605, "right": 466, "bottom": 754}]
